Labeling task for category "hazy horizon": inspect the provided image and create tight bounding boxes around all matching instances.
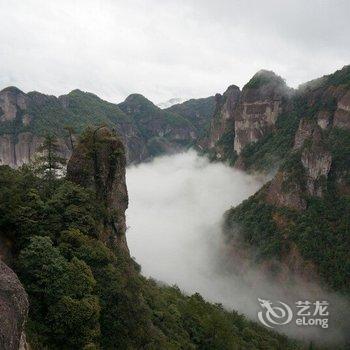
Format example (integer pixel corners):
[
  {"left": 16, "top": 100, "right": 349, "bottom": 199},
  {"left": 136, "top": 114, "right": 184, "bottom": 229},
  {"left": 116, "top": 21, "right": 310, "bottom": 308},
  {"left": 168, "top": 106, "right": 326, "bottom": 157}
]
[{"left": 1, "top": 0, "right": 349, "bottom": 104}]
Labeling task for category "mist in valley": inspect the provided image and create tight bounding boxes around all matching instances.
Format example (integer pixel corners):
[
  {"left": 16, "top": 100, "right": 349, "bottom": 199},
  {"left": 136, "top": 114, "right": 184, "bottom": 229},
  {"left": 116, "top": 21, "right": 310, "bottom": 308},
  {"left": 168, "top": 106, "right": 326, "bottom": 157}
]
[{"left": 126, "top": 150, "right": 350, "bottom": 345}]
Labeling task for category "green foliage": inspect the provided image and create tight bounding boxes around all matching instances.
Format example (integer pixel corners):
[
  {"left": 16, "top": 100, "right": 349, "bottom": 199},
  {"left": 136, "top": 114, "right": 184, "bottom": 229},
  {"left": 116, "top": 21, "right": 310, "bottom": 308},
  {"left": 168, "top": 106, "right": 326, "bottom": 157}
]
[
  {"left": 0, "top": 163, "right": 310, "bottom": 349},
  {"left": 35, "top": 134, "right": 66, "bottom": 184},
  {"left": 324, "top": 65, "right": 350, "bottom": 88},
  {"left": 17, "top": 236, "right": 100, "bottom": 349},
  {"left": 118, "top": 93, "right": 195, "bottom": 145},
  {"left": 225, "top": 196, "right": 283, "bottom": 259},
  {"left": 166, "top": 96, "right": 216, "bottom": 131},
  {"left": 26, "top": 90, "right": 131, "bottom": 137},
  {"left": 225, "top": 186, "right": 350, "bottom": 294},
  {"left": 244, "top": 71, "right": 285, "bottom": 89}
]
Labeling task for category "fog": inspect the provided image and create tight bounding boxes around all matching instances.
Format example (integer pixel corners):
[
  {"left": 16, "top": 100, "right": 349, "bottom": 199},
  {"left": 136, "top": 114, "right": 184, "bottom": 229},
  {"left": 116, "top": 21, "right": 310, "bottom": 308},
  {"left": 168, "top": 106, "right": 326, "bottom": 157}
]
[{"left": 126, "top": 151, "right": 349, "bottom": 345}]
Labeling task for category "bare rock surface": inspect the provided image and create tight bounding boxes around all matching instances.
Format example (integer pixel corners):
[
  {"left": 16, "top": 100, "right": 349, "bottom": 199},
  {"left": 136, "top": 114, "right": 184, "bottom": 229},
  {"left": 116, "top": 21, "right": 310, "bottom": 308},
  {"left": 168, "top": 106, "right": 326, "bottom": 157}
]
[{"left": 0, "top": 260, "right": 29, "bottom": 350}]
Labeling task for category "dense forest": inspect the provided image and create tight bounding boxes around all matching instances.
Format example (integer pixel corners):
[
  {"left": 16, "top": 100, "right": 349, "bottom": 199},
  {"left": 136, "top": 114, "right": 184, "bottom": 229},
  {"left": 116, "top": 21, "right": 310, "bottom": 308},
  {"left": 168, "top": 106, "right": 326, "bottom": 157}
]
[{"left": 0, "top": 129, "right": 312, "bottom": 349}]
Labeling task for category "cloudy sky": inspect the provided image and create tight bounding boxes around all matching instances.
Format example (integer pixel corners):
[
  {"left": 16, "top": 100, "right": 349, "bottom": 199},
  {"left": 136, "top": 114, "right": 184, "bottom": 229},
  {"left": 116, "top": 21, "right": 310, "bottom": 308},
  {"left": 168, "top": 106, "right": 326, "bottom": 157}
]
[{"left": 1, "top": 0, "right": 349, "bottom": 103}]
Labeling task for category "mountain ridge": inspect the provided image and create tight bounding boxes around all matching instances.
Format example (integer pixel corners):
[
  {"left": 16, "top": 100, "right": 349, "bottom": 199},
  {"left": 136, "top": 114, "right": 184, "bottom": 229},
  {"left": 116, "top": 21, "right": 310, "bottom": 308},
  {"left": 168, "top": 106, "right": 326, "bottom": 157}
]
[
  {"left": 0, "top": 86, "right": 212, "bottom": 166},
  {"left": 201, "top": 65, "right": 350, "bottom": 295}
]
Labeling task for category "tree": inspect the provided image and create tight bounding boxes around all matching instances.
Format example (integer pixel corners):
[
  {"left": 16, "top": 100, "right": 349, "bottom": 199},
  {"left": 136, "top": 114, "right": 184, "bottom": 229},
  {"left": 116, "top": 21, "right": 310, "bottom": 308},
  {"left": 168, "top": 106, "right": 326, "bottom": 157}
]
[{"left": 36, "top": 134, "right": 66, "bottom": 184}]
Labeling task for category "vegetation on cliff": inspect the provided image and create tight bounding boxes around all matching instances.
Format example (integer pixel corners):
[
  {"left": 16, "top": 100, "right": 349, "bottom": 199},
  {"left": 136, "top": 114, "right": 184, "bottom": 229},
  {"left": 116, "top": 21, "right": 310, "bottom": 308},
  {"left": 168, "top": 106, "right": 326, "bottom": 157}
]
[
  {"left": 0, "top": 87, "right": 213, "bottom": 164},
  {"left": 0, "top": 128, "right": 308, "bottom": 349},
  {"left": 223, "top": 67, "right": 350, "bottom": 296},
  {"left": 165, "top": 96, "right": 216, "bottom": 132}
]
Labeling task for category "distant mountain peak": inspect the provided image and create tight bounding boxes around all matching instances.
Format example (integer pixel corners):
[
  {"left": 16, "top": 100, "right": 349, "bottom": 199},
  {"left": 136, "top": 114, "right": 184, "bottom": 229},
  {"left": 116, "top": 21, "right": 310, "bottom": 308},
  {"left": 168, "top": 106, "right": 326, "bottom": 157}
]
[
  {"left": 244, "top": 70, "right": 286, "bottom": 90},
  {"left": 124, "top": 93, "right": 156, "bottom": 106},
  {"left": 0, "top": 86, "right": 25, "bottom": 95}
]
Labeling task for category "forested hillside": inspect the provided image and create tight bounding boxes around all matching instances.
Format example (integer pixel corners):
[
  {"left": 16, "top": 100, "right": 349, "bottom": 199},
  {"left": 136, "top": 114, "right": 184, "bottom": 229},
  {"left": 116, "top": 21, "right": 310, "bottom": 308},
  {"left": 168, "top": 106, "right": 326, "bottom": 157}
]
[
  {"left": 201, "top": 66, "right": 350, "bottom": 295},
  {"left": 0, "top": 127, "right": 310, "bottom": 349},
  {"left": 0, "top": 87, "right": 212, "bottom": 166}
]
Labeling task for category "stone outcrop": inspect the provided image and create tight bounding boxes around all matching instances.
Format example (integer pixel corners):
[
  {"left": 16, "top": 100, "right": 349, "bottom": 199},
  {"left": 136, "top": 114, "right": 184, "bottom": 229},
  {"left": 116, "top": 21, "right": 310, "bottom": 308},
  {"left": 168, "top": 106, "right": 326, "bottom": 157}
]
[
  {"left": 265, "top": 171, "right": 306, "bottom": 211},
  {"left": 197, "top": 86, "right": 240, "bottom": 161},
  {"left": 204, "top": 86, "right": 240, "bottom": 149},
  {"left": 0, "top": 132, "right": 71, "bottom": 168},
  {"left": 67, "top": 127, "right": 129, "bottom": 252},
  {"left": 300, "top": 129, "right": 332, "bottom": 197},
  {"left": 198, "top": 70, "right": 290, "bottom": 163},
  {"left": 0, "top": 87, "right": 30, "bottom": 123},
  {"left": 234, "top": 70, "right": 288, "bottom": 154},
  {"left": 334, "top": 90, "right": 350, "bottom": 129},
  {"left": 0, "top": 87, "right": 73, "bottom": 167},
  {"left": 0, "top": 260, "right": 29, "bottom": 350},
  {"left": 265, "top": 120, "right": 333, "bottom": 209}
]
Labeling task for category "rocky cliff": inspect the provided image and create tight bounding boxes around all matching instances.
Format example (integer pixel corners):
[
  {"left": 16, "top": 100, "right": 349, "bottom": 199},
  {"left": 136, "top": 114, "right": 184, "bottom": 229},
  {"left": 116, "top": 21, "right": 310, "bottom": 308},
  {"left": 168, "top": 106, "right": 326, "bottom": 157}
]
[
  {"left": 200, "top": 70, "right": 290, "bottom": 164},
  {"left": 0, "top": 87, "right": 211, "bottom": 167},
  {"left": 234, "top": 70, "right": 289, "bottom": 155},
  {"left": 222, "top": 65, "right": 350, "bottom": 293},
  {"left": 0, "top": 87, "right": 147, "bottom": 166},
  {"left": 199, "top": 85, "right": 240, "bottom": 163},
  {"left": 67, "top": 127, "right": 129, "bottom": 252},
  {"left": 0, "top": 260, "right": 29, "bottom": 350}
]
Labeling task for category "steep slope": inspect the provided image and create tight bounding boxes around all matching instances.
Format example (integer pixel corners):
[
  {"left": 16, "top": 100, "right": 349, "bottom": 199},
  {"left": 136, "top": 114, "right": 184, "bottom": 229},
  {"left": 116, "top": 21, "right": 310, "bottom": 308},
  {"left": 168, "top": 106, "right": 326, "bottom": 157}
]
[
  {"left": 118, "top": 93, "right": 197, "bottom": 157},
  {"left": 0, "top": 260, "right": 29, "bottom": 350},
  {"left": 0, "top": 87, "right": 214, "bottom": 167},
  {"left": 219, "top": 66, "right": 350, "bottom": 294},
  {"left": 0, "top": 127, "right": 312, "bottom": 349},
  {"left": 199, "top": 85, "right": 241, "bottom": 164},
  {"left": 67, "top": 127, "right": 129, "bottom": 252},
  {"left": 165, "top": 95, "right": 216, "bottom": 133},
  {"left": 0, "top": 87, "right": 147, "bottom": 165},
  {"left": 199, "top": 70, "right": 291, "bottom": 165}
]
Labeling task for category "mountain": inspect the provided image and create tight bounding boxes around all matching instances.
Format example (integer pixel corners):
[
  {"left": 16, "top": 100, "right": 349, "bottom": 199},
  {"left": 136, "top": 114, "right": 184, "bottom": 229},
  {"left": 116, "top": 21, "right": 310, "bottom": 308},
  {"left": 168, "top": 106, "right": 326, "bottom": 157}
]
[
  {"left": 0, "top": 87, "right": 146, "bottom": 165},
  {"left": 0, "top": 88, "right": 211, "bottom": 167},
  {"left": 0, "top": 127, "right": 308, "bottom": 349},
  {"left": 199, "top": 70, "right": 292, "bottom": 165},
  {"left": 202, "top": 65, "right": 350, "bottom": 294},
  {"left": 165, "top": 95, "right": 216, "bottom": 134},
  {"left": 118, "top": 93, "right": 197, "bottom": 157}
]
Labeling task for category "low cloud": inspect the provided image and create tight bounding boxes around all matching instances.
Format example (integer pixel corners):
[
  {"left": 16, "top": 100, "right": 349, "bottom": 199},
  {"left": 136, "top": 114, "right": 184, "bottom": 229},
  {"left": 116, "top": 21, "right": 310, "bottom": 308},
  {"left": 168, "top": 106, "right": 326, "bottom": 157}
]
[
  {"left": 126, "top": 150, "right": 350, "bottom": 345},
  {"left": 1, "top": 0, "right": 349, "bottom": 102}
]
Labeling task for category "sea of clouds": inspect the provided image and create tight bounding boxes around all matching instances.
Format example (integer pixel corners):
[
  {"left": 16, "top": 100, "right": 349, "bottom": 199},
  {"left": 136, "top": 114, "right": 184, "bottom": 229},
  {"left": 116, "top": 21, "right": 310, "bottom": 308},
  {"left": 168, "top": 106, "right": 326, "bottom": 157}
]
[{"left": 126, "top": 150, "right": 349, "bottom": 345}]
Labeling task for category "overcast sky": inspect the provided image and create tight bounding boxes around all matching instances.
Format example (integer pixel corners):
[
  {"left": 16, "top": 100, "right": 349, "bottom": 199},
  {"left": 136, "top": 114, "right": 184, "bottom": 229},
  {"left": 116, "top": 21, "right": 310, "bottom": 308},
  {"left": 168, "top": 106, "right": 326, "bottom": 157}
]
[{"left": 0, "top": 0, "right": 349, "bottom": 104}]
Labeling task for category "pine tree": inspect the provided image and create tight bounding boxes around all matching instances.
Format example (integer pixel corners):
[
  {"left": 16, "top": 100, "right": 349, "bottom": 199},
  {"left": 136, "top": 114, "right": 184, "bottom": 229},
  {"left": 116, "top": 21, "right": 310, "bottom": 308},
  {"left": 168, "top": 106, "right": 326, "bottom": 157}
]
[{"left": 36, "top": 134, "right": 66, "bottom": 184}]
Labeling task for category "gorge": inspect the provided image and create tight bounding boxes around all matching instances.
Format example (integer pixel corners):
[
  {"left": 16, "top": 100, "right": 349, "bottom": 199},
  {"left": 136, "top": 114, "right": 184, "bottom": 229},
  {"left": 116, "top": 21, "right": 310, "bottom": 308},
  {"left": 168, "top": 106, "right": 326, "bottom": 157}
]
[
  {"left": 0, "top": 65, "right": 349, "bottom": 349},
  {"left": 126, "top": 150, "right": 350, "bottom": 344}
]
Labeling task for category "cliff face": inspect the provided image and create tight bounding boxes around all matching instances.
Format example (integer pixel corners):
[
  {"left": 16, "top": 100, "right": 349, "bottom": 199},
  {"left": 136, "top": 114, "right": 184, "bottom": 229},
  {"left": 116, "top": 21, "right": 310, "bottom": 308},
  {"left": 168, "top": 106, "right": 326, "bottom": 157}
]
[
  {"left": 0, "top": 88, "right": 71, "bottom": 167},
  {"left": 223, "top": 66, "right": 350, "bottom": 293},
  {"left": 200, "top": 71, "right": 290, "bottom": 164},
  {"left": 0, "top": 260, "right": 29, "bottom": 350},
  {"left": 0, "top": 132, "right": 71, "bottom": 168},
  {"left": 201, "top": 86, "right": 240, "bottom": 154},
  {"left": 0, "top": 87, "right": 211, "bottom": 168},
  {"left": 234, "top": 70, "right": 289, "bottom": 154},
  {"left": 67, "top": 127, "right": 129, "bottom": 252},
  {"left": 263, "top": 69, "right": 350, "bottom": 209}
]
